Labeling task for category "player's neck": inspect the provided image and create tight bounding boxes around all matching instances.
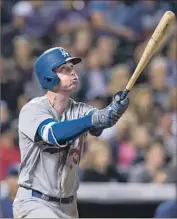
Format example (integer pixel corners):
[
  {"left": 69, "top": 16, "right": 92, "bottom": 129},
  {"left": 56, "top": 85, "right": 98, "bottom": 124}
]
[{"left": 46, "top": 91, "right": 70, "bottom": 115}]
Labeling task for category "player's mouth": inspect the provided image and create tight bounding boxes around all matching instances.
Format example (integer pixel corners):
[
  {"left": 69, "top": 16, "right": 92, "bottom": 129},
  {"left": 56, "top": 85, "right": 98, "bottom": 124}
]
[{"left": 72, "top": 76, "right": 78, "bottom": 83}]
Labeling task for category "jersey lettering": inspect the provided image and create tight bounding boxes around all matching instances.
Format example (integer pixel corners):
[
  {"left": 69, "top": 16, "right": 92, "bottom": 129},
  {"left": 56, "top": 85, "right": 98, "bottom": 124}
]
[{"left": 69, "top": 148, "right": 81, "bottom": 165}]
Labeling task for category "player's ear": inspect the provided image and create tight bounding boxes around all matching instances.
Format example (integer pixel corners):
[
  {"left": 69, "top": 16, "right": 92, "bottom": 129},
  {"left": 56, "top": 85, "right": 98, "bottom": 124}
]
[{"left": 53, "top": 66, "right": 60, "bottom": 73}]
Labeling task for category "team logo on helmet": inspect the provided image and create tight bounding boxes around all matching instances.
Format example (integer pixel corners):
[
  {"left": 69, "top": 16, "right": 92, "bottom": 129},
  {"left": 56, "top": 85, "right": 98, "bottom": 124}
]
[{"left": 59, "top": 48, "right": 70, "bottom": 58}]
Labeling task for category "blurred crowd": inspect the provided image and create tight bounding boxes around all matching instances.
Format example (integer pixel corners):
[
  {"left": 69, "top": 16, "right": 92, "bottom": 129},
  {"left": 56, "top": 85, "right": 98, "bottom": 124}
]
[{"left": 0, "top": 0, "right": 177, "bottom": 217}]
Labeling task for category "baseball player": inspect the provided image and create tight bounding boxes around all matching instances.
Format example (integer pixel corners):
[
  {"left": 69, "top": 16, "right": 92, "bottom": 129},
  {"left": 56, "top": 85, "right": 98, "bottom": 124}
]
[{"left": 13, "top": 47, "right": 129, "bottom": 218}]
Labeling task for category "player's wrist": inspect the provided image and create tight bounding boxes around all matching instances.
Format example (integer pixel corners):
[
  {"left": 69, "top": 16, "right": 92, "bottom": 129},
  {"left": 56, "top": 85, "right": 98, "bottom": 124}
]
[
  {"left": 91, "top": 108, "right": 114, "bottom": 128},
  {"left": 85, "top": 109, "right": 102, "bottom": 128}
]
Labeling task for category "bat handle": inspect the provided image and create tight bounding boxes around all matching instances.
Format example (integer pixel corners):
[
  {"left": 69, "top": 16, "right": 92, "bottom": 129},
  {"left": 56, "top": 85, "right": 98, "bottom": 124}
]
[{"left": 121, "top": 89, "right": 130, "bottom": 100}]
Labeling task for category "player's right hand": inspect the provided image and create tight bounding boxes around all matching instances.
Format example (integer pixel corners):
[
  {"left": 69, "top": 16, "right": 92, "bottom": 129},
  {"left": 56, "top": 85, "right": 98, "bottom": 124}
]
[{"left": 91, "top": 90, "right": 129, "bottom": 129}]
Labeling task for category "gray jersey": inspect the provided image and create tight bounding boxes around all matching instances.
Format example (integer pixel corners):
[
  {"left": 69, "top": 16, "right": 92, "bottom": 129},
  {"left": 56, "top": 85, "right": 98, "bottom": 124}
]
[{"left": 18, "top": 96, "right": 94, "bottom": 198}]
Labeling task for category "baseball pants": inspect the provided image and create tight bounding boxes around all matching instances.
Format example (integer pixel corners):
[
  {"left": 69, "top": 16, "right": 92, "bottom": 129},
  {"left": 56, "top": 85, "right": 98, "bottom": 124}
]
[
  {"left": 13, "top": 187, "right": 78, "bottom": 218},
  {"left": 154, "top": 200, "right": 177, "bottom": 218}
]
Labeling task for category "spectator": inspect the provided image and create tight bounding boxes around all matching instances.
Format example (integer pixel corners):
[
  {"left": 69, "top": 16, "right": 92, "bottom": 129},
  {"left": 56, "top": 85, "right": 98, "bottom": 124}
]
[
  {"left": 96, "top": 35, "right": 118, "bottom": 67},
  {"left": 89, "top": 0, "right": 136, "bottom": 40},
  {"left": 148, "top": 56, "right": 170, "bottom": 111},
  {"left": 113, "top": 110, "right": 138, "bottom": 171},
  {"left": 157, "top": 111, "right": 176, "bottom": 160},
  {"left": 166, "top": 36, "right": 177, "bottom": 88},
  {"left": 98, "top": 109, "right": 138, "bottom": 168},
  {"left": 130, "top": 125, "right": 152, "bottom": 165},
  {"left": 1, "top": 0, "right": 13, "bottom": 27},
  {"left": 0, "top": 57, "right": 24, "bottom": 118},
  {"left": 0, "top": 166, "right": 19, "bottom": 218},
  {"left": 55, "top": 0, "right": 90, "bottom": 36},
  {"left": 1, "top": 35, "right": 35, "bottom": 117},
  {"left": 0, "top": 207, "right": 2, "bottom": 218},
  {"left": 128, "top": 139, "right": 168, "bottom": 183},
  {"left": 0, "top": 122, "right": 20, "bottom": 180},
  {"left": 79, "top": 47, "right": 109, "bottom": 101},
  {"left": 71, "top": 26, "right": 94, "bottom": 78},
  {"left": 1, "top": 0, "right": 33, "bottom": 58},
  {"left": 130, "top": 84, "right": 159, "bottom": 129},
  {"left": 23, "top": 1, "right": 61, "bottom": 41},
  {"left": 12, "top": 35, "right": 34, "bottom": 83},
  {"left": 0, "top": 101, "right": 10, "bottom": 125},
  {"left": 154, "top": 200, "right": 177, "bottom": 218},
  {"left": 123, "top": 0, "right": 170, "bottom": 41},
  {"left": 19, "top": 71, "right": 45, "bottom": 109},
  {"left": 169, "top": 87, "right": 177, "bottom": 137},
  {"left": 166, "top": 161, "right": 177, "bottom": 184},
  {"left": 81, "top": 140, "right": 123, "bottom": 182},
  {"left": 108, "top": 64, "right": 130, "bottom": 95},
  {"left": 154, "top": 162, "right": 177, "bottom": 218},
  {"left": 72, "top": 27, "right": 93, "bottom": 58}
]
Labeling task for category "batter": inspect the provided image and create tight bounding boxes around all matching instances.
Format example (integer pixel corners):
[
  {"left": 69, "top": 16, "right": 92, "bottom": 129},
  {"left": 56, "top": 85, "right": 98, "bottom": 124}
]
[{"left": 13, "top": 47, "right": 129, "bottom": 218}]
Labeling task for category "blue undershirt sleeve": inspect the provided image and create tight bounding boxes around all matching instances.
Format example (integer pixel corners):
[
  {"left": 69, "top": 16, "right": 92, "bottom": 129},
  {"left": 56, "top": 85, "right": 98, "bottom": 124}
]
[{"left": 37, "top": 115, "right": 93, "bottom": 146}]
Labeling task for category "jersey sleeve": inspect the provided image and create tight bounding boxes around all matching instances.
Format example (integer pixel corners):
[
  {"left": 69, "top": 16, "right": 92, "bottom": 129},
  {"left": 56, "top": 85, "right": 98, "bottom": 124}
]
[
  {"left": 80, "top": 102, "right": 97, "bottom": 117},
  {"left": 19, "top": 103, "right": 54, "bottom": 142},
  {"left": 78, "top": 102, "right": 103, "bottom": 137}
]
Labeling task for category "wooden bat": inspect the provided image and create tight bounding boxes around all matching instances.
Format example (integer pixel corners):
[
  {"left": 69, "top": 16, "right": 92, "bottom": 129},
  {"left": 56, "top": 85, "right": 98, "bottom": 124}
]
[{"left": 121, "top": 11, "right": 176, "bottom": 99}]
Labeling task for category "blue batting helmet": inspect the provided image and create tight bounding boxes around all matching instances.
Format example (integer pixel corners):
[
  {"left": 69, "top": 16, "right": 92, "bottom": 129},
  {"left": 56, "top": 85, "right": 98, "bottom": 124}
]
[{"left": 35, "top": 47, "right": 81, "bottom": 89}]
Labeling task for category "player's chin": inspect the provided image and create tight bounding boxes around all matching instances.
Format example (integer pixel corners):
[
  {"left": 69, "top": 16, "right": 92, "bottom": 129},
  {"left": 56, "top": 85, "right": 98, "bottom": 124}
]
[
  {"left": 69, "top": 81, "right": 78, "bottom": 91},
  {"left": 70, "top": 85, "right": 78, "bottom": 92}
]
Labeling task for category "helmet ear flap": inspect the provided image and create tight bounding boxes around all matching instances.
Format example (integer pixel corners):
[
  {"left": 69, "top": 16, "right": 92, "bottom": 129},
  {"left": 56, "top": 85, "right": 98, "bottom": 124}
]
[
  {"left": 44, "top": 76, "right": 53, "bottom": 82},
  {"left": 42, "top": 76, "right": 60, "bottom": 90}
]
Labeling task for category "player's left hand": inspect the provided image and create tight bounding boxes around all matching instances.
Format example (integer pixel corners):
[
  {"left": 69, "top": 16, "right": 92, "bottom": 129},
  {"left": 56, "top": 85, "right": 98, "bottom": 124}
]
[{"left": 108, "top": 90, "right": 129, "bottom": 119}]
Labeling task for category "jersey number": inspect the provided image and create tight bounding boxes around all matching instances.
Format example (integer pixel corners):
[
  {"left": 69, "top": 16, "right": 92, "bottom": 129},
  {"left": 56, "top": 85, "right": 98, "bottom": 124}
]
[{"left": 69, "top": 148, "right": 81, "bottom": 165}]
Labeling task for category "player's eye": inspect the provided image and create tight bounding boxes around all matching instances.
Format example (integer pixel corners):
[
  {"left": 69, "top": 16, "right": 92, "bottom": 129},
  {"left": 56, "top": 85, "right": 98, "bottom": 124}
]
[
  {"left": 58, "top": 63, "right": 74, "bottom": 74},
  {"left": 68, "top": 65, "right": 73, "bottom": 70},
  {"left": 66, "top": 65, "right": 74, "bottom": 72}
]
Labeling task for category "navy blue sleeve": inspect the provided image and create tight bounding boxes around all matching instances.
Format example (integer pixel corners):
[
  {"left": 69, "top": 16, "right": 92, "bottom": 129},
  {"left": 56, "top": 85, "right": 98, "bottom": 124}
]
[{"left": 37, "top": 115, "right": 93, "bottom": 146}]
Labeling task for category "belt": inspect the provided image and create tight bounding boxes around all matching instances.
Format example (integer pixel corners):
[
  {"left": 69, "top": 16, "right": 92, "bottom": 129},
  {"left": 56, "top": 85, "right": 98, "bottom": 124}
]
[{"left": 20, "top": 186, "right": 74, "bottom": 204}]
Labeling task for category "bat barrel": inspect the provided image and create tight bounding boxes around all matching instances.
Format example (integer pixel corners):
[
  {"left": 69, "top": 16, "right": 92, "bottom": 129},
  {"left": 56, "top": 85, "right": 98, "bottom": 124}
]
[{"left": 125, "top": 11, "right": 175, "bottom": 92}]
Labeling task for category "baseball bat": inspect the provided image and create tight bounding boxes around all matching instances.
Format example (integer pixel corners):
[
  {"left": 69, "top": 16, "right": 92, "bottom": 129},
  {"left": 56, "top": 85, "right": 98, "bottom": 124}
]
[{"left": 121, "top": 11, "right": 175, "bottom": 99}]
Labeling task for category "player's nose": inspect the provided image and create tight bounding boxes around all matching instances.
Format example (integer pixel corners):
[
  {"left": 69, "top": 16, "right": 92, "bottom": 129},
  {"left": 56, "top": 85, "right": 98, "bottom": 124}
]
[{"left": 70, "top": 69, "right": 77, "bottom": 76}]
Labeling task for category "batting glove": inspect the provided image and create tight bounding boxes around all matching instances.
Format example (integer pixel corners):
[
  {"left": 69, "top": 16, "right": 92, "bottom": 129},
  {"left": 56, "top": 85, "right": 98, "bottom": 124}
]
[
  {"left": 91, "top": 90, "right": 129, "bottom": 129},
  {"left": 109, "top": 90, "right": 129, "bottom": 118}
]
